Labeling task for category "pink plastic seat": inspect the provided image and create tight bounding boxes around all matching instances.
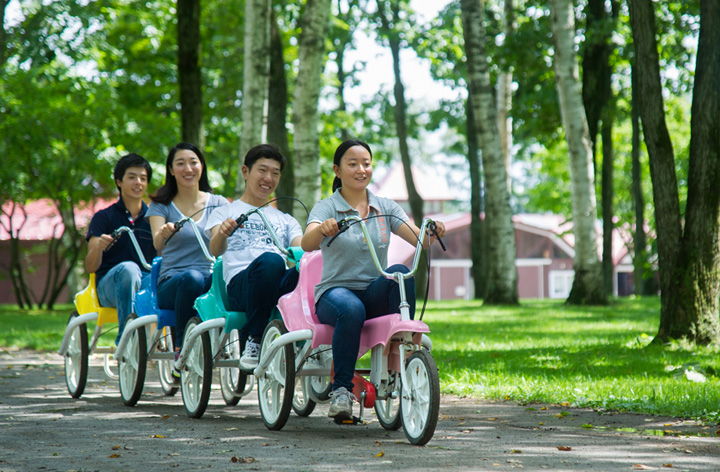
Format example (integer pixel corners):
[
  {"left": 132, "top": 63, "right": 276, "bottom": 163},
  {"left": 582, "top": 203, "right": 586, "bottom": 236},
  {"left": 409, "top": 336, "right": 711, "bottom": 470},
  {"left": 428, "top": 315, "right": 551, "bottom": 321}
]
[{"left": 278, "top": 250, "right": 430, "bottom": 358}]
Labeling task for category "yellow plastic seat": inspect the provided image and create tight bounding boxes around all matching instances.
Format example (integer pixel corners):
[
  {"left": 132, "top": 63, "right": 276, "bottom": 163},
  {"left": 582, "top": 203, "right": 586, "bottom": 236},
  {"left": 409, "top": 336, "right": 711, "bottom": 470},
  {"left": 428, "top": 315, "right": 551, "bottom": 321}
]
[{"left": 74, "top": 273, "right": 118, "bottom": 326}]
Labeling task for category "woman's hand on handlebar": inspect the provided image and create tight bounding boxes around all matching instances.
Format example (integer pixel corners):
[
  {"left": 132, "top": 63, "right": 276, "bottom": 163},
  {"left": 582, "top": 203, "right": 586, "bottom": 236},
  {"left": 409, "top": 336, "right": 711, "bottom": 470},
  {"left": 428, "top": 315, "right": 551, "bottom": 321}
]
[
  {"left": 160, "top": 222, "right": 177, "bottom": 241},
  {"left": 301, "top": 218, "right": 338, "bottom": 252},
  {"left": 318, "top": 218, "right": 339, "bottom": 238}
]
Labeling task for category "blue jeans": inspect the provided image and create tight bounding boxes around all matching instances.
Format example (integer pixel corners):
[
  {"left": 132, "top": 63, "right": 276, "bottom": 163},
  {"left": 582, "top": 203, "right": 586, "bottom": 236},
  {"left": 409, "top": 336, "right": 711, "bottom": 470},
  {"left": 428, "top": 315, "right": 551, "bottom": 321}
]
[
  {"left": 96, "top": 261, "right": 151, "bottom": 346},
  {"left": 157, "top": 270, "right": 212, "bottom": 348},
  {"left": 315, "top": 264, "right": 415, "bottom": 391},
  {"left": 227, "top": 252, "right": 299, "bottom": 341}
]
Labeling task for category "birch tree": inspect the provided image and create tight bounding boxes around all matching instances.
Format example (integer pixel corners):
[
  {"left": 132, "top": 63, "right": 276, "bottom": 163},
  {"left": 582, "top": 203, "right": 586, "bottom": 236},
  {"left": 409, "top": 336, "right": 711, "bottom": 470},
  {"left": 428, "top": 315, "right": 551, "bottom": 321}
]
[
  {"left": 550, "top": 0, "right": 606, "bottom": 305},
  {"left": 238, "top": 0, "right": 271, "bottom": 194},
  {"left": 460, "top": 0, "right": 518, "bottom": 304},
  {"left": 291, "top": 0, "right": 332, "bottom": 221}
]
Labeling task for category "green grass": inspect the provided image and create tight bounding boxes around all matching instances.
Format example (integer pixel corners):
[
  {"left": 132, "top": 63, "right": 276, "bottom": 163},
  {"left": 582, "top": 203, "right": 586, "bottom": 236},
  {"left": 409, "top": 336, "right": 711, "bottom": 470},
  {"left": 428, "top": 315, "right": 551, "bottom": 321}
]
[
  {"left": 0, "top": 304, "right": 115, "bottom": 352},
  {"left": 1, "top": 297, "right": 718, "bottom": 423},
  {"left": 423, "top": 297, "right": 720, "bottom": 423}
]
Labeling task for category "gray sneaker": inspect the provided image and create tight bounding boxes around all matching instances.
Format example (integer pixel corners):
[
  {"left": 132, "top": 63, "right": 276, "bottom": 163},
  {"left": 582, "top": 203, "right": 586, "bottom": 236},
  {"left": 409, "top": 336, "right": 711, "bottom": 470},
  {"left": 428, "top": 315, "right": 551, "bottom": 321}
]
[
  {"left": 328, "top": 387, "right": 355, "bottom": 419},
  {"left": 240, "top": 337, "right": 260, "bottom": 369}
]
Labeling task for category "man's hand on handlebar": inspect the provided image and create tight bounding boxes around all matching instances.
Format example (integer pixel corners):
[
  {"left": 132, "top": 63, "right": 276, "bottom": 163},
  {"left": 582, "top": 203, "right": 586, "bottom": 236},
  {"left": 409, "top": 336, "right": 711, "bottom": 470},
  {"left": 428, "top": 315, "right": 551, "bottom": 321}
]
[{"left": 220, "top": 217, "right": 241, "bottom": 238}]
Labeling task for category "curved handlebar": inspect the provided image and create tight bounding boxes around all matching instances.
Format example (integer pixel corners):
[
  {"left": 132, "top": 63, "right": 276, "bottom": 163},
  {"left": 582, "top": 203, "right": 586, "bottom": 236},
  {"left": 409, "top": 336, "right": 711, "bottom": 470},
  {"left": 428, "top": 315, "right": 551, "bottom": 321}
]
[
  {"left": 227, "top": 207, "right": 298, "bottom": 261},
  {"left": 163, "top": 216, "right": 216, "bottom": 263},
  {"left": 328, "top": 216, "right": 446, "bottom": 280},
  {"left": 104, "top": 226, "right": 152, "bottom": 271}
]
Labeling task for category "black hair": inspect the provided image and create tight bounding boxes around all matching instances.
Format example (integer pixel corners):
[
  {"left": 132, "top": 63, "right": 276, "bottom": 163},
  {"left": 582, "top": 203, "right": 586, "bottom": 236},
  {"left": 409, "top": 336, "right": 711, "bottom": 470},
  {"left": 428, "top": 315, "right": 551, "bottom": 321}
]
[
  {"left": 113, "top": 153, "right": 152, "bottom": 194},
  {"left": 243, "top": 143, "right": 286, "bottom": 172},
  {"left": 332, "top": 139, "right": 372, "bottom": 192},
  {"left": 151, "top": 142, "right": 212, "bottom": 205}
]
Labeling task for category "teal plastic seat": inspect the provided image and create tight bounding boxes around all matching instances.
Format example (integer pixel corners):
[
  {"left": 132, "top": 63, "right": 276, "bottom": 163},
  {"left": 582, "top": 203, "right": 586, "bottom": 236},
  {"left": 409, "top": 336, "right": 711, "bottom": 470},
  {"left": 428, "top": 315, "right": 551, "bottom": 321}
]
[{"left": 194, "top": 256, "right": 281, "bottom": 332}]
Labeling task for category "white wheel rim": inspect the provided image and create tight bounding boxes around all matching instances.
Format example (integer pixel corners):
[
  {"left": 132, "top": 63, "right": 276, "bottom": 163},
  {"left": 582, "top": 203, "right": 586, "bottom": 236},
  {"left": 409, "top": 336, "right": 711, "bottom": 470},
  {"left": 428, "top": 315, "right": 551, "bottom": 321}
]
[
  {"left": 220, "top": 330, "right": 241, "bottom": 394},
  {"left": 65, "top": 328, "right": 82, "bottom": 390},
  {"left": 259, "top": 326, "right": 285, "bottom": 423},
  {"left": 120, "top": 331, "right": 139, "bottom": 397},
  {"left": 402, "top": 357, "right": 431, "bottom": 438},
  {"left": 183, "top": 336, "right": 205, "bottom": 412}
]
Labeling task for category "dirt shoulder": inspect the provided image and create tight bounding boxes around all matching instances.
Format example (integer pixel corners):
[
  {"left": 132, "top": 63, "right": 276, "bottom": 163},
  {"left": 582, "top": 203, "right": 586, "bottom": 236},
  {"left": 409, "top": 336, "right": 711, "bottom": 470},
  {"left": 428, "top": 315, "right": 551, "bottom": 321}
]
[{"left": 0, "top": 348, "right": 718, "bottom": 472}]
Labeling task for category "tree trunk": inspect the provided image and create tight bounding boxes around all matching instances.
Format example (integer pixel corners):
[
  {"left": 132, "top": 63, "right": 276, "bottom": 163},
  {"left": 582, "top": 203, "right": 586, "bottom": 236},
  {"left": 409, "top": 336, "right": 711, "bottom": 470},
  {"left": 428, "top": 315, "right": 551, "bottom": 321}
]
[
  {"left": 177, "top": 0, "right": 204, "bottom": 148},
  {"left": 676, "top": 0, "right": 720, "bottom": 344},
  {"left": 461, "top": 0, "right": 518, "bottom": 305},
  {"left": 550, "top": 0, "right": 606, "bottom": 305},
  {"left": 291, "top": 0, "right": 331, "bottom": 221},
  {"left": 630, "top": 63, "right": 655, "bottom": 295},
  {"left": 601, "top": 118, "right": 614, "bottom": 295},
  {"left": 267, "top": 11, "right": 295, "bottom": 216},
  {"left": 0, "top": 0, "right": 9, "bottom": 68},
  {"left": 496, "top": 0, "right": 514, "bottom": 191},
  {"left": 379, "top": 0, "right": 427, "bottom": 297},
  {"left": 630, "top": 0, "right": 720, "bottom": 344},
  {"left": 238, "top": 0, "right": 271, "bottom": 196},
  {"left": 466, "top": 95, "right": 486, "bottom": 299}
]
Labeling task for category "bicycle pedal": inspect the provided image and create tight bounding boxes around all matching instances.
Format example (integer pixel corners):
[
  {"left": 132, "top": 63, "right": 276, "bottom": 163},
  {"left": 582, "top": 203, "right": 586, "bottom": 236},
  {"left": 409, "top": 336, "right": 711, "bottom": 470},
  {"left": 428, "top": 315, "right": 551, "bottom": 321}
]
[{"left": 333, "top": 415, "right": 362, "bottom": 425}]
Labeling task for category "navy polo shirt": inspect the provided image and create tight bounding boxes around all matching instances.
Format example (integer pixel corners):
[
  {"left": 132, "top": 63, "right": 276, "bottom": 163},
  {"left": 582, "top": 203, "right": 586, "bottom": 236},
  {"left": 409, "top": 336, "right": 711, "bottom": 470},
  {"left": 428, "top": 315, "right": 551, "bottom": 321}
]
[{"left": 86, "top": 198, "right": 157, "bottom": 283}]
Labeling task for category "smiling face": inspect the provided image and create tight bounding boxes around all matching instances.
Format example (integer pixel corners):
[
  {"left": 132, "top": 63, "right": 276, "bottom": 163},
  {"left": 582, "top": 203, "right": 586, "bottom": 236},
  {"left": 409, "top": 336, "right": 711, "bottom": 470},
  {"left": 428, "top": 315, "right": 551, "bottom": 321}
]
[
  {"left": 241, "top": 157, "right": 282, "bottom": 206},
  {"left": 334, "top": 145, "right": 373, "bottom": 192},
  {"left": 170, "top": 149, "right": 204, "bottom": 190},
  {"left": 116, "top": 166, "right": 148, "bottom": 202}
]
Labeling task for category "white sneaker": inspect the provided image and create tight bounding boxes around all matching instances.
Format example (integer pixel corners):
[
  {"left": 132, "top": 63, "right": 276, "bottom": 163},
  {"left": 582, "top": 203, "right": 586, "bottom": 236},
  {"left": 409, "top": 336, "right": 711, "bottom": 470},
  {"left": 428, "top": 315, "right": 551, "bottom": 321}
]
[
  {"left": 328, "top": 387, "right": 355, "bottom": 419},
  {"left": 240, "top": 337, "right": 260, "bottom": 369}
]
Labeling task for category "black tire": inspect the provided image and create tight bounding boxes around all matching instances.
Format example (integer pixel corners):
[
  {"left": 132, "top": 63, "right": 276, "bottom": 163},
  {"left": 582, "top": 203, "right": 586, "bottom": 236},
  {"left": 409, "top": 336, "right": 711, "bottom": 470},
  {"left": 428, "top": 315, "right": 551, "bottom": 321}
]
[
  {"left": 401, "top": 349, "right": 440, "bottom": 446},
  {"left": 181, "top": 317, "right": 213, "bottom": 419},
  {"left": 118, "top": 313, "right": 148, "bottom": 407},
  {"left": 257, "top": 319, "right": 295, "bottom": 430},
  {"left": 64, "top": 311, "right": 89, "bottom": 399}
]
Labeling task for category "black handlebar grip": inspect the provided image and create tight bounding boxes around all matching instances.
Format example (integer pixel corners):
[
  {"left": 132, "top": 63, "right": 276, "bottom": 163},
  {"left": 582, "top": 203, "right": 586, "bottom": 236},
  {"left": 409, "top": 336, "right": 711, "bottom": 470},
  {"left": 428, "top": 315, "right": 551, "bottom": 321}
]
[
  {"left": 228, "top": 214, "right": 249, "bottom": 238},
  {"left": 326, "top": 220, "right": 350, "bottom": 247},
  {"left": 103, "top": 230, "right": 122, "bottom": 253},
  {"left": 429, "top": 222, "right": 447, "bottom": 252},
  {"left": 165, "top": 221, "right": 183, "bottom": 245}
]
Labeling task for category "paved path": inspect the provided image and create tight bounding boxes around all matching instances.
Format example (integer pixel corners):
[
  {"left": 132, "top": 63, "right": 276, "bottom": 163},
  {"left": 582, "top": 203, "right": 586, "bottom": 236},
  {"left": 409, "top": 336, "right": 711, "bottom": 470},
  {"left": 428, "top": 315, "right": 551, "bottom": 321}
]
[{"left": 0, "top": 348, "right": 718, "bottom": 471}]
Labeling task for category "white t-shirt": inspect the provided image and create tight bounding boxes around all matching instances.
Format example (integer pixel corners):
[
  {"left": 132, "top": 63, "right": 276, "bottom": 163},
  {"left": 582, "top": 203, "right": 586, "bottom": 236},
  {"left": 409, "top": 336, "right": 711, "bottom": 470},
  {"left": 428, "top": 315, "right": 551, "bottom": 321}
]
[{"left": 205, "top": 200, "right": 303, "bottom": 288}]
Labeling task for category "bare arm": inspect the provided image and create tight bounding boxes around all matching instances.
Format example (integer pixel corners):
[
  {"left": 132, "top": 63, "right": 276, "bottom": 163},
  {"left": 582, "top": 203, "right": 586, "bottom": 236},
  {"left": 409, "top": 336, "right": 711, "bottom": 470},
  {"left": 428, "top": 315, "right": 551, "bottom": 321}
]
[
  {"left": 149, "top": 215, "right": 176, "bottom": 252},
  {"left": 301, "top": 219, "right": 338, "bottom": 252},
  {"left": 209, "top": 218, "right": 237, "bottom": 257},
  {"left": 85, "top": 234, "right": 115, "bottom": 273},
  {"left": 394, "top": 220, "right": 446, "bottom": 249}
]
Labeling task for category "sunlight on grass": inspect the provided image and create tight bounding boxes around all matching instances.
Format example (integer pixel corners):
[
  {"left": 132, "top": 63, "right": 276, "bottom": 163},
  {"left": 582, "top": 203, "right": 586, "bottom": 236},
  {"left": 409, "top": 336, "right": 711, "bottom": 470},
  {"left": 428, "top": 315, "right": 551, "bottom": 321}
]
[{"left": 424, "top": 297, "right": 720, "bottom": 423}]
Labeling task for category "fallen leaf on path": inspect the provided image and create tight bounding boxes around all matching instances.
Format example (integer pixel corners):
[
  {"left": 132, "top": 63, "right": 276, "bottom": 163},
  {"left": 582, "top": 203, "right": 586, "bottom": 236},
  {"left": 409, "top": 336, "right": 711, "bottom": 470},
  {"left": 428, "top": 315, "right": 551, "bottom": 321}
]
[
  {"left": 375, "top": 451, "right": 385, "bottom": 458},
  {"left": 374, "top": 441, "right": 382, "bottom": 447},
  {"left": 108, "top": 454, "right": 120, "bottom": 458},
  {"left": 231, "top": 457, "right": 256, "bottom": 463},
  {"left": 225, "top": 427, "right": 238, "bottom": 431},
  {"left": 509, "top": 449, "right": 522, "bottom": 454},
  {"left": 111, "top": 445, "right": 121, "bottom": 450},
  {"left": 662, "top": 464, "right": 673, "bottom": 468},
  {"left": 487, "top": 417, "right": 498, "bottom": 421},
  {"left": 632, "top": 465, "right": 656, "bottom": 470},
  {"left": 556, "top": 446, "right": 572, "bottom": 451},
  {"left": 161, "top": 414, "right": 171, "bottom": 420},
  {"left": 151, "top": 434, "right": 165, "bottom": 438},
  {"left": 581, "top": 423, "right": 593, "bottom": 429}
]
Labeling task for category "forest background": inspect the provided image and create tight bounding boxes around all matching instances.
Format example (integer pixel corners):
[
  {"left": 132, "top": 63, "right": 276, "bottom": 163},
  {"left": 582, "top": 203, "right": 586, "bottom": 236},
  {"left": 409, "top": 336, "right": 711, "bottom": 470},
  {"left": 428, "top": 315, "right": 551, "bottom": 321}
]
[{"left": 1, "top": 0, "right": 719, "bottom": 347}]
